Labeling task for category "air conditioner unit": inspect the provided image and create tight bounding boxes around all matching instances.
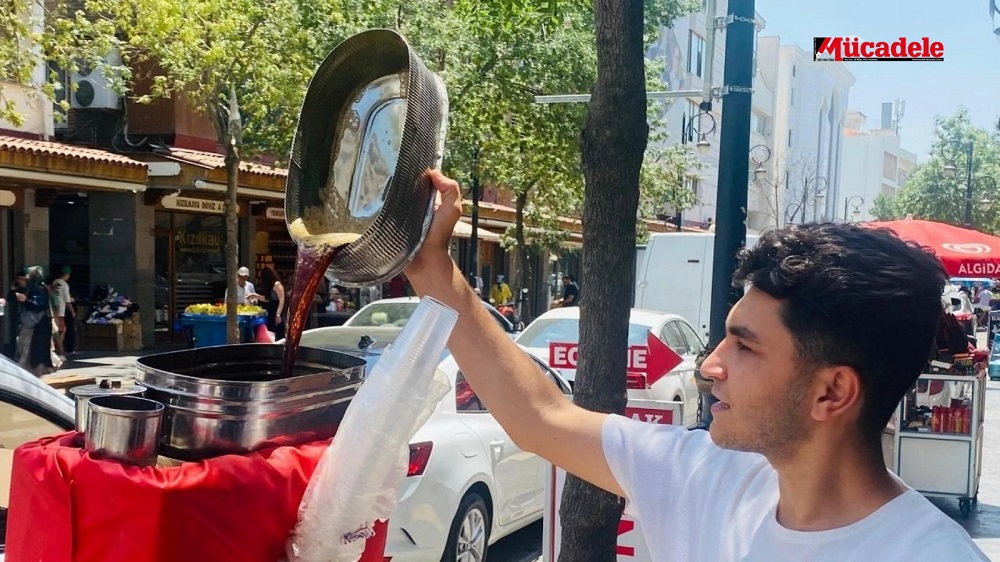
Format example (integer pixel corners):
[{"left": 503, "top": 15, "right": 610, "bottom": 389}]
[{"left": 70, "top": 51, "right": 121, "bottom": 110}]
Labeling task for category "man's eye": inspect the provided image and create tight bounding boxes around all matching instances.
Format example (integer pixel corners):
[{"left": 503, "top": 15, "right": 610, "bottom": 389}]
[{"left": 735, "top": 341, "right": 751, "bottom": 352}]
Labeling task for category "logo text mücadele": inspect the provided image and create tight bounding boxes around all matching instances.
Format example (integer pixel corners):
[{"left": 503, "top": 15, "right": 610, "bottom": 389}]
[{"left": 813, "top": 37, "right": 943, "bottom": 61}]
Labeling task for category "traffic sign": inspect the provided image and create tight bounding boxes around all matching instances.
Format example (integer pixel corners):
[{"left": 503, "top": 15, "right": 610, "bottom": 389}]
[
  {"left": 543, "top": 399, "right": 682, "bottom": 561},
  {"left": 548, "top": 332, "right": 683, "bottom": 386}
]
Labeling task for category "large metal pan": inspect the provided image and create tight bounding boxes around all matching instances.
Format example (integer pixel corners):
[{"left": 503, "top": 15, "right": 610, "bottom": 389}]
[
  {"left": 285, "top": 28, "right": 449, "bottom": 286},
  {"left": 134, "top": 344, "right": 367, "bottom": 460}
]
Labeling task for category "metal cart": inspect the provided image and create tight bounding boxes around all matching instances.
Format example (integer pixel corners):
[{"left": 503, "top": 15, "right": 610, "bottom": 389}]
[{"left": 893, "top": 373, "right": 985, "bottom": 517}]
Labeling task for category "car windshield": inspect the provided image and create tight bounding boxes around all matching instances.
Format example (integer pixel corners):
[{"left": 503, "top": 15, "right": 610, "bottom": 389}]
[
  {"left": 517, "top": 318, "right": 652, "bottom": 348},
  {"left": 348, "top": 302, "right": 419, "bottom": 327}
]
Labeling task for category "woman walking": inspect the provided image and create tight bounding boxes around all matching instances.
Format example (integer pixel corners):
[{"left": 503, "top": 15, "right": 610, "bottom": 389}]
[
  {"left": 258, "top": 267, "right": 287, "bottom": 341},
  {"left": 13, "top": 266, "right": 57, "bottom": 375}
]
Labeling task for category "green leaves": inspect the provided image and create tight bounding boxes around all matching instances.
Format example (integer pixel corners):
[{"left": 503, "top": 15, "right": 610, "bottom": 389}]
[{"left": 890, "top": 108, "right": 1000, "bottom": 232}]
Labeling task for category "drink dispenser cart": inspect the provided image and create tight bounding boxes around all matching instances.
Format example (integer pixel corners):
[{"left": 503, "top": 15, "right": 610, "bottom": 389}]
[
  {"left": 893, "top": 367, "right": 985, "bottom": 517},
  {"left": 5, "top": 344, "right": 390, "bottom": 562}
]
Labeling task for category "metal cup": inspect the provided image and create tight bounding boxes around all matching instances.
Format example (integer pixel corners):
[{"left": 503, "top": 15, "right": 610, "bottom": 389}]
[
  {"left": 84, "top": 395, "right": 164, "bottom": 467},
  {"left": 70, "top": 378, "right": 147, "bottom": 433}
]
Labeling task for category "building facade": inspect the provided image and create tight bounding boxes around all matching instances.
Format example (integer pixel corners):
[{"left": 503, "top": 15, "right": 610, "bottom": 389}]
[
  {"left": 757, "top": 38, "right": 855, "bottom": 226},
  {"left": 647, "top": 2, "right": 778, "bottom": 233},
  {"left": 839, "top": 106, "right": 919, "bottom": 223}
]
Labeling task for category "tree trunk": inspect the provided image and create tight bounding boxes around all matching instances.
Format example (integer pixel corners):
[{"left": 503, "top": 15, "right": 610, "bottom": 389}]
[
  {"left": 559, "top": 1, "right": 647, "bottom": 560},
  {"left": 224, "top": 144, "right": 240, "bottom": 344}
]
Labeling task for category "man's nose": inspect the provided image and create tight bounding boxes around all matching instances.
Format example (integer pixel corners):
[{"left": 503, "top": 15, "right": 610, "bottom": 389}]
[{"left": 698, "top": 344, "right": 726, "bottom": 381}]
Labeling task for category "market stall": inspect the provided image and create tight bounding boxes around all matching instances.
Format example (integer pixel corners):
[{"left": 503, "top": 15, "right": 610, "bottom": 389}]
[
  {"left": 893, "top": 367, "right": 985, "bottom": 517},
  {"left": 864, "top": 219, "right": 995, "bottom": 514}
]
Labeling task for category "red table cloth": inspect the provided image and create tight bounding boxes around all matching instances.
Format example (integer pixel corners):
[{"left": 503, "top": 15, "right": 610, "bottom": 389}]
[{"left": 7, "top": 432, "right": 387, "bottom": 562}]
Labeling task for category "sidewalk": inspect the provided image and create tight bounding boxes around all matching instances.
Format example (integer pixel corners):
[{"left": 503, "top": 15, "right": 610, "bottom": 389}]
[{"left": 40, "top": 344, "right": 186, "bottom": 386}]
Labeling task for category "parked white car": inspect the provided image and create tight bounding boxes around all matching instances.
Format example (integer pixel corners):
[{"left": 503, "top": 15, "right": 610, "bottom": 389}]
[
  {"left": 345, "top": 296, "right": 521, "bottom": 338},
  {"left": 299, "top": 328, "right": 572, "bottom": 561},
  {"left": 516, "top": 307, "right": 704, "bottom": 427}
]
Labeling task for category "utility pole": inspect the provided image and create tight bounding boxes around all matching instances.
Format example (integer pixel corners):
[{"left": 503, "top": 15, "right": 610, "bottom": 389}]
[
  {"left": 699, "top": 0, "right": 756, "bottom": 428},
  {"left": 470, "top": 146, "right": 480, "bottom": 289}
]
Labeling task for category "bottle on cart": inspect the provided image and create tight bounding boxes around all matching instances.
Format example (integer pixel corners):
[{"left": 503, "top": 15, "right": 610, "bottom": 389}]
[
  {"left": 931, "top": 406, "right": 942, "bottom": 432},
  {"left": 954, "top": 407, "right": 964, "bottom": 434},
  {"left": 943, "top": 407, "right": 953, "bottom": 434}
]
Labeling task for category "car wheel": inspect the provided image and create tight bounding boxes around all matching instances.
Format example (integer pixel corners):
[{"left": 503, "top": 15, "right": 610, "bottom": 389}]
[{"left": 441, "top": 492, "right": 490, "bottom": 562}]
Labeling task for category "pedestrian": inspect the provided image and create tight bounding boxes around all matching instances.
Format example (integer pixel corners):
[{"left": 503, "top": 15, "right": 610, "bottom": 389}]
[
  {"left": 402, "top": 170, "right": 987, "bottom": 561},
  {"left": 51, "top": 266, "right": 75, "bottom": 358},
  {"left": 257, "top": 267, "right": 287, "bottom": 341},
  {"left": 13, "top": 266, "right": 58, "bottom": 376},
  {"left": 490, "top": 274, "right": 512, "bottom": 305},
  {"left": 975, "top": 282, "right": 992, "bottom": 326},
  {"left": 551, "top": 274, "right": 579, "bottom": 308},
  {"left": 225, "top": 266, "right": 259, "bottom": 305}
]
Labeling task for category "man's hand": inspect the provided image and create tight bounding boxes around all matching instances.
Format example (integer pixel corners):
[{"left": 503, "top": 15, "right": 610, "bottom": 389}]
[
  {"left": 406, "top": 170, "right": 462, "bottom": 281},
  {"left": 15, "top": 292, "right": 26, "bottom": 303}
]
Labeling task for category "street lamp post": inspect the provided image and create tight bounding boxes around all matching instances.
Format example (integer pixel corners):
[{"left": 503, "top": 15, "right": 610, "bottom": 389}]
[
  {"left": 748, "top": 144, "right": 774, "bottom": 227},
  {"left": 974, "top": 175, "right": 997, "bottom": 216},
  {"left": 844, "top": 195, "right": 864, "bottom": 223},
  {"left": 942, "top": 139, "right": 975, "bottom": 227}
]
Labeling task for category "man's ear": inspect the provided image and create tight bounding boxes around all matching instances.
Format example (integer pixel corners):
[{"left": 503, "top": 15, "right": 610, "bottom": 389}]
[{"left": 810, "top": 366, "right": 862, "bottom": 422}]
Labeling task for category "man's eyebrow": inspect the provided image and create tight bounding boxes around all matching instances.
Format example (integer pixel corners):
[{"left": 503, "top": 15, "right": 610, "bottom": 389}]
[{"left": 727, "top": 325, "right": 760, "bottom": 343}]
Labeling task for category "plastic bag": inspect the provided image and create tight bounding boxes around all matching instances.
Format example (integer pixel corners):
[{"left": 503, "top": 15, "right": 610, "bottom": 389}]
[
  {"left": 286, "top": 297, "right": 458, "bottom": 562},
  {"left": 256, "top": 323, "right": 276, "bottom": 343}
]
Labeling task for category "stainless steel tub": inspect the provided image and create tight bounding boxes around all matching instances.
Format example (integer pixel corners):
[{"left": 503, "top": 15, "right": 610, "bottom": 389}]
[{"left": 134, "top": 344, "right": 366, "bottom": 460}]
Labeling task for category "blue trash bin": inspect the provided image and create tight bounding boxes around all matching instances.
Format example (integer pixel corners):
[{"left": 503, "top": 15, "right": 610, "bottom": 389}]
[{"left": 178, "top": 314, "right": 267, "bottom": 348}]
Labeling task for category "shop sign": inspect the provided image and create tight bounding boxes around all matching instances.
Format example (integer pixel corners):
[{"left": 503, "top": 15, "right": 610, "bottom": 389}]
[
  {"left": 265, "top": 207, "right": 285, "bottom": 220},
  {"left": 162, "top": 195, "right": 235, "bottom": 214},
  {"left": 0, "top": 190, "right": 16, "bottom": 207},
  {"left": 543, "top": 399, "right": 682, "bottom": 561}
]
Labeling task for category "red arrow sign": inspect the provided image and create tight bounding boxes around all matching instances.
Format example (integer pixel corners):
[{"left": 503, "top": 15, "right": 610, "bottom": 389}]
[
  {"left": 643, "top": 331, "right": 683, "bottom": 386},
  {"left": 547, "top": 331, "right": 683, "bottom": 386}
]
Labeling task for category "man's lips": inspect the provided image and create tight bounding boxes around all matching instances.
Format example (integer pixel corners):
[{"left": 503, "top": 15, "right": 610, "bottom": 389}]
[{"left": 711, "top": 393, "right": 731, "bottom": 411}]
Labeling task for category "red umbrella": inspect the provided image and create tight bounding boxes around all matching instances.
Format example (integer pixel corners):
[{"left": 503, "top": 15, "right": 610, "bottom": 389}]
[{"left": 862, "top": 218, "right": 1000, "bottom": 277}]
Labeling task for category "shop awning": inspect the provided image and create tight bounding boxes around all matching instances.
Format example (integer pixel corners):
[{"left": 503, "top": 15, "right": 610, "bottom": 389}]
[
  {"left": 154, "top": 147, "right": 286, "bottom": 199},
  {"left": 0, "top": 136, "right": 148, "bottom": 192},
  {"left": 454, "top": 219, "right": 502, "bottom": 243}
]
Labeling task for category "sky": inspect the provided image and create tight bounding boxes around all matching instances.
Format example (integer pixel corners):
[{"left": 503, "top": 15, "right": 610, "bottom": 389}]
[{"left": 755, "top": 0, "right": 998, "bottom": 162}]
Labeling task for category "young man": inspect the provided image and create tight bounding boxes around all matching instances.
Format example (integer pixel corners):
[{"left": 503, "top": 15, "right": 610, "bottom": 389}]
[
  {"left": 552, "top": 274, "right": 579, "bottom": 307},
  {"left": 404, "top": 171, "right": 987, "bottom": 560}
]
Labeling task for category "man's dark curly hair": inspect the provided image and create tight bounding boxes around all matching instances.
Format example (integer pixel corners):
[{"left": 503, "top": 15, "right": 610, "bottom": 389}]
[{"left": 733, "top": 223, "right": 948, "bottom": 442}]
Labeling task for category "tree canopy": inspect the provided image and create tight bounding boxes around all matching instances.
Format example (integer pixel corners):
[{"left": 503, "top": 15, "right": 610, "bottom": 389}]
[{"left": 872, "top": 108, "right": 1000, "bottom": 233}]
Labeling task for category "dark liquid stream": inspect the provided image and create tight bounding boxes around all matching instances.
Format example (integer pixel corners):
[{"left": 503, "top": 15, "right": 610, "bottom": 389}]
[{"left": 281, "top": 246, "right": 339, "bottom": 377}]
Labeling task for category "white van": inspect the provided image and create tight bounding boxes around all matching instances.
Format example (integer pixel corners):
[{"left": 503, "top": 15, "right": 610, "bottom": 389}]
[{"left": 634, "top": 232, "right": 758, "bottom": 341}]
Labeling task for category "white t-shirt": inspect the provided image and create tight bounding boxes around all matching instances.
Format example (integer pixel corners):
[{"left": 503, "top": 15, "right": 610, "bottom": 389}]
[
  {"left": 226, "top": 281, "right": 256, "bottom": 305},
  {"left": 977, "top": 289, "right": 992, "bottom": 308},
  {"left": 602, "top": 415, "right": 988, "bottom": 561},
  {"left": 52, "top": 279, "right": 72, "bottom": 317}
]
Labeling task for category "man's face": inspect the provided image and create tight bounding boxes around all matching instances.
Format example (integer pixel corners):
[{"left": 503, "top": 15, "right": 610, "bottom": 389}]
[
  {"left": 699, "top": 287, "right": 815, "bottom": 462},
  {"left": 562, "top": 277, "right": 570, "bottom": 286},
  {"left": 238, "top": 275, "right": 248, "bottom": 286}
]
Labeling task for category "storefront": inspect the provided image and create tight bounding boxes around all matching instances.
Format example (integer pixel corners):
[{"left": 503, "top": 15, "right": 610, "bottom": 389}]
[
  {"left": 141, "top": 147, "right": 287, "bottom": 343},
  {"left": 0, "top": 136, "right": 150, "bottom": 352},
  {"left": 252, "top": 205, "right": 295, "bottom": 288},
  {"left": 153, "top": 195, "right": 231, "bottom": 340}
]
